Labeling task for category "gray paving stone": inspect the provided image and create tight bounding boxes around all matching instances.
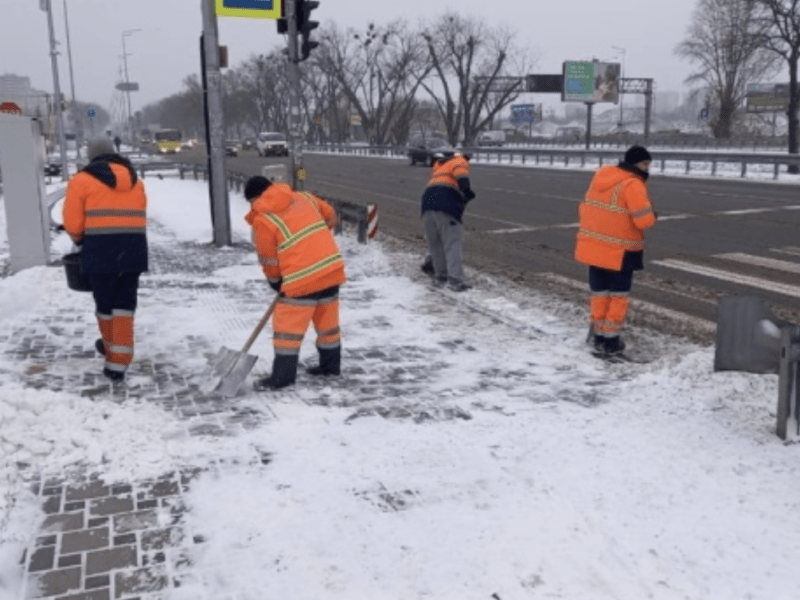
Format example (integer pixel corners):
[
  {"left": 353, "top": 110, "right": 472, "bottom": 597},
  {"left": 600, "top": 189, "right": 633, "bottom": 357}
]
[
  {"left": 27, "top": 545, "right": 55, "bottom": 572},
  {"left": 42, "top": 512, "right": 84, "bottom": 533},
  {"left": 61, "top": 527, "right": 109, "bottom": 554},
  {"left": 113, "top": 510, "right": 159, "bottom": 534},
  {"left": 114, "top": 566, "right": 169, "bottom": 598},
  {"left": 26, "top": 567, "right": 81, "bottom": 598},
  {"left": 89, "top": 495, "right": 134, "bottom": 517},
  {"left": 86, "top": 545, "right": 137, "bottom": 575},
  {"left": 65, "top": 481, "right": 110, "bottom": 503}
]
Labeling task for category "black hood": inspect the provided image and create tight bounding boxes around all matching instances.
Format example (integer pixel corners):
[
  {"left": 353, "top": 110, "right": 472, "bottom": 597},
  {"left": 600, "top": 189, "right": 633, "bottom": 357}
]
[{"left": 81, "top": 154, "right": 138, "bottom": 189}]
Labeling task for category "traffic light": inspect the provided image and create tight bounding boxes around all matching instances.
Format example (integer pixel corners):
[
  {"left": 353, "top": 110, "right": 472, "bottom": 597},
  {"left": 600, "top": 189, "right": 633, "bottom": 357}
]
[
  {"left": 276, "top": 17, "right": 287, "bottom": 34},
  {"left": 297, "top": 0, "right": 319, "bottom": 61}
]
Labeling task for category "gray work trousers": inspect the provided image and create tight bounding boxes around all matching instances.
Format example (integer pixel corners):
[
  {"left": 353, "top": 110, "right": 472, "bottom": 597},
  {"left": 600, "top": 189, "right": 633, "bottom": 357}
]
[{"left": 422, "top": 210, "right": 465, "bottom": 284}]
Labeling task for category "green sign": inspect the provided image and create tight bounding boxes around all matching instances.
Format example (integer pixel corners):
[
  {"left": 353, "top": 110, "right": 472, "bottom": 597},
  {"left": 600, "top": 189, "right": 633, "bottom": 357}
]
[{"left": 563, "top": 61, "right": 620, "bottom": 103}]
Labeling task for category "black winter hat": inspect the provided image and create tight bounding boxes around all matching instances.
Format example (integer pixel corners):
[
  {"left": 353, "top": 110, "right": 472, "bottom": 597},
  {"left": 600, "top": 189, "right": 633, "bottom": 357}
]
[
  {"left": 624, "top": 145, "right": 652, "bottom": 165},
  {"left": 244, "top": 176, "right": 271, "bottom": 201}
]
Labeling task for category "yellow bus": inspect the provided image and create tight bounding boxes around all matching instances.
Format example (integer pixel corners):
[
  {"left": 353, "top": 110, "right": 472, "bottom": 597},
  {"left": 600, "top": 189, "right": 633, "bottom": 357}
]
[{"left": 154, "top": 128, "right": 182, "bottom": 154}]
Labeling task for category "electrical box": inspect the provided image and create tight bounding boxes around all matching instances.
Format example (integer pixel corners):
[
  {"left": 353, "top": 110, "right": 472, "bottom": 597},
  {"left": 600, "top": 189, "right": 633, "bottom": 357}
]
[{"left": 0, "top": 114, "right": 51, "bottom": 272}]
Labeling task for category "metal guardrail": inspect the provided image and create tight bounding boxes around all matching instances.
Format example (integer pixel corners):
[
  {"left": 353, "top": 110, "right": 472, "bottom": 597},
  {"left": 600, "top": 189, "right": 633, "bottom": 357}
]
[
  {"left": 306, "top": 144, "right": 800, "bottom": 181},
  {"left": 133, "top": 161, "right": 372, "bottom": 244}
]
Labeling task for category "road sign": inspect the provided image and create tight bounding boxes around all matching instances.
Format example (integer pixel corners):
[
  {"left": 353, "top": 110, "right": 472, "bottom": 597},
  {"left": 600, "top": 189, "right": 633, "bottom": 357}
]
[
  {"left": 563, "top": 61, "right": 620, "bottom": 103},
  {"left": 0, "top": 102, "right": 22, "bottom": 115},
  {"left": 526, "top": 74, "right": 562, "bottom": 93},
  {"left": 87, "top": 108, "right": 97, "bottom": 119},
  {"left": 297, "top": 167, "right": 307, "bottom": 181},
  {"left": 215, "top": 0, "right": 282, "bottom": 19},
  {"left": 700, "top": 107, "right": 708, "bottom": 121},
  {"left": 115, "top": 82, "right": 139, "bottom": 92},
  {"left": 510, "top": 103, "right": 542, "bottom": 124}
]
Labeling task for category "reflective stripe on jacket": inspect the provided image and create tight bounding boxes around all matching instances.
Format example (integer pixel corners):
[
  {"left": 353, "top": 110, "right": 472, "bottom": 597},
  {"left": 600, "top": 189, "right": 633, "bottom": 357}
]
[
  {"left": 574, "top": 164, "right": 656, "bottom": 271},
  {"left": 245, "top": 184, "right": 346, "bottom": 297}
]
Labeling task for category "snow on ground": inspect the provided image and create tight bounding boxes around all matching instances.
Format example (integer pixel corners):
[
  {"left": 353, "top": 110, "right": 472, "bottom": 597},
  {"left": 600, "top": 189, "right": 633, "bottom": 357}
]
[{"left": 0, "top": 172, "right": 798, "bottom": 599}]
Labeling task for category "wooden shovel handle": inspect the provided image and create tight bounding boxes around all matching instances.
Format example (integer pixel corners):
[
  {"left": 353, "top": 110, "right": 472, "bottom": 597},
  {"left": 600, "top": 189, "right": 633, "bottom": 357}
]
[{"left": 239, "top": 293, "right": 281, "bottom": 355}]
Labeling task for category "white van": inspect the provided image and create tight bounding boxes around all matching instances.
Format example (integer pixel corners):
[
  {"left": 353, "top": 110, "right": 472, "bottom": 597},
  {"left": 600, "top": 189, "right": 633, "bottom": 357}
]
[
  {"left": 477, "top": 130, "right": 505, "bottom": 147},
  {"left": 256, "top": 132, "right": 289, "bottom": 157}
]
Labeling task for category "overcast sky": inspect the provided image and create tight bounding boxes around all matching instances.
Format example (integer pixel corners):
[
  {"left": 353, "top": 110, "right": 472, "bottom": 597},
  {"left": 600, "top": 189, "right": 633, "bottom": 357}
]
[{"left": 3, "top": 0, "right": 704, "bottom": 115}]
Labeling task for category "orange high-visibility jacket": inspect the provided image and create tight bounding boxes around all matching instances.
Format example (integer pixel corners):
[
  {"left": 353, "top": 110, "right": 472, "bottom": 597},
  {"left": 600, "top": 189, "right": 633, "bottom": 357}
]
[
  {"left": 574, "top": 164, "right": 656, "bottom": 271},
  {"left": 427, "top": 155, "right": 470, "bottom": 192},
  {"left": 245, "top": 183, "right": 346, "bottom": 297},
  {"left": 62, "top": 157, "right": 148, "bottom": 273}
]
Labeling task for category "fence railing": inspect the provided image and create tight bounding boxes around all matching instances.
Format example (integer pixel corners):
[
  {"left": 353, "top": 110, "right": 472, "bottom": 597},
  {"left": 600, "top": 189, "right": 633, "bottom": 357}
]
[
  {"left": 134, "top": 161, "right": 372, "bottom": 244},
  {"left": 306, "top": 144, "right": 800, "bottom": 180}
]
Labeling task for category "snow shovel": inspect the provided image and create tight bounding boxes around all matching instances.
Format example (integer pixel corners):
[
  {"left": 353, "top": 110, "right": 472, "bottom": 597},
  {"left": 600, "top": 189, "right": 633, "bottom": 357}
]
[{"left": 203, "top": 293, "right": 281, "bottom": 397}]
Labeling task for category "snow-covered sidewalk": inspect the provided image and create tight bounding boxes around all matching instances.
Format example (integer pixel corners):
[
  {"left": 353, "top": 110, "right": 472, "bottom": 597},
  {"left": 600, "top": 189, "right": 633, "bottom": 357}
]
[{"left": 0, "top": 177, "right": 798, "bottom": 600}]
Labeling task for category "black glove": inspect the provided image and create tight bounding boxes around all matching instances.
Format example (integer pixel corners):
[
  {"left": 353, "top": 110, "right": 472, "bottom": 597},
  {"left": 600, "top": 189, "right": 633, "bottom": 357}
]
[
  {"left": 268, "top": 278, "right": 282, "bottom": 292},
  {"left": 464, "top": 189, "right": 476, "bottom": 201},
  {"left": 55, "top": 224, "right": 65, "bottom": 232},
  {"left": 74, "top": 242, "right": 83, "bottom": 252}
]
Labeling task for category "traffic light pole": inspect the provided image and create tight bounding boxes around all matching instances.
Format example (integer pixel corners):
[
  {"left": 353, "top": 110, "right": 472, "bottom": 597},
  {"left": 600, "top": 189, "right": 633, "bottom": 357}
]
[
  {"left": 201, "top": 0, "right": 232, "bottom": 246},
  {"left": 285, "top": 0, "right": 304, "bottom": 190}
]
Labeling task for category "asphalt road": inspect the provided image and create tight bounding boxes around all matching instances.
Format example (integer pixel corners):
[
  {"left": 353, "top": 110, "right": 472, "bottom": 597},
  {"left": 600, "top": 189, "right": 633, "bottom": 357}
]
[{"left": 180, "top": 148, "right": 800, "bottom": 345}]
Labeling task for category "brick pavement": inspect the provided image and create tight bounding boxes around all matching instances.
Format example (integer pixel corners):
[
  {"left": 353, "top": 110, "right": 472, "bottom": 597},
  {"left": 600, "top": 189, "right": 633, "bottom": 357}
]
[{"left": 6, "top": 227, "right": 619, "bottom": 599}]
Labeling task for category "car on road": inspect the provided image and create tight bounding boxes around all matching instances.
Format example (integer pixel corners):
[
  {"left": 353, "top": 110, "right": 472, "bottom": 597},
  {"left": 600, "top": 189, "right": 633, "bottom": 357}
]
[
  {"left": 406, "top": 135, "right": 455, "bottom": 166},
  {"left": 256, "top": 132, "right": 289, "bottom": 157},
  {"left": 225, "top": 140, "right": 239, "bottom": 157}
]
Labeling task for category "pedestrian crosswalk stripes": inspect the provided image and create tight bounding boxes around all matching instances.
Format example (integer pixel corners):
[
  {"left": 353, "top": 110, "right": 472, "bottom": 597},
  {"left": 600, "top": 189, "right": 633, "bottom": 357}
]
[
  {"left": 713, "top": 252, "right": 800, "bottom": 275},
  {"left": 652, "top": 257, "right": 800, "bottom": 299}
]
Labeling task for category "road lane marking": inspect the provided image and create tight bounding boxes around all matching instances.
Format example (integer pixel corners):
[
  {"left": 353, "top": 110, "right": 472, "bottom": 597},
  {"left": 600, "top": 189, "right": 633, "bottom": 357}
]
[
  {"left": 714, "top": 252, "right": 800, "bottom": 275},
  {"left": 653, "top": 258, "right": 800, "bottom": 299},
  {"left": 538, "top": 272, "right": 717, "bottom": 334}
]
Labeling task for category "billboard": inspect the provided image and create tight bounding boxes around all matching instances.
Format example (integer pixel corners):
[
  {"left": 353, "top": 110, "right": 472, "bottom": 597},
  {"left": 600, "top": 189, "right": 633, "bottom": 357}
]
[
  {"left": 215, "top": 0, "right": 282, "bottom": 19},
  {"left": 562, "top": 61, "right": 620, "bottom": 103},
  {"left": 745, "top": 82, "right": 794, "bottom": 113}
]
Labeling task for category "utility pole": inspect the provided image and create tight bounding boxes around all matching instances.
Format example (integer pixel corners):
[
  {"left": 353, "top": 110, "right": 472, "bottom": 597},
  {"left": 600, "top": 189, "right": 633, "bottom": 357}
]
[
  {"left": 62, "top": 0, "right": 80, "bottom": 159},
  {"left": 41, "top": 0, "right": 68, "bottom": 181},
  {"left": 286, "top": 0, "right": 304, "bottom": 189},
  {"left": 200, "top": 0, "right": 231, "bottom": 246},
  {"left": 121, "top": 29, "right": 140, "bottom": 147},
  {"left": 612, "top": 46, "right": 626, "bottom": 130}
]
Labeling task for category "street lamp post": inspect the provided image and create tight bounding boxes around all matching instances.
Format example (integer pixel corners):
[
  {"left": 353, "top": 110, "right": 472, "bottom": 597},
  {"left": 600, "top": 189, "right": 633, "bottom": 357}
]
[
  {"left": 62, "top": 0, "right": 81, "bottom": 159},
  {"left": 41, "top": 0, "right": 69, "bottom": 181},
  {"left": 121, "top": 29, "right": 141, "bottom": 147},
  {"left": 612, "top": 45, "right": 626, "bottom": 130}
]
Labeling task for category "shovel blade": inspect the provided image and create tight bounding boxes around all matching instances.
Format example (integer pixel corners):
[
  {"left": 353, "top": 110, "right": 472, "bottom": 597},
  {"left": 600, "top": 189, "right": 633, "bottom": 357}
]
[{"left": 202, "top": 346, "right": 259, "bottom": 397}]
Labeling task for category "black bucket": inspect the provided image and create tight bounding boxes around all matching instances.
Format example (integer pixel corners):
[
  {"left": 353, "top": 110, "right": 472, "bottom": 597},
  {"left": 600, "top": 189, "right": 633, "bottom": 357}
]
[{"left": 63, "top": 253, "right": 92, "bottom": 292}]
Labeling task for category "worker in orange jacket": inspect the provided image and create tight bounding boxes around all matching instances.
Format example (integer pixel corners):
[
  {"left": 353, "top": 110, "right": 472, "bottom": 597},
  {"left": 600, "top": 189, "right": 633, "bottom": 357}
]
[
  {"left": 62, "top": 138, "right": 149, "bottom": 381},
  {"left": 421, "top": 151, "right": 475, "bottom": 291},
  {"left": 244, "top": 176, "right": 346, "bottom": 390},
  {"left": 574, "top": 145, "right": 657, "bottom": 357}
]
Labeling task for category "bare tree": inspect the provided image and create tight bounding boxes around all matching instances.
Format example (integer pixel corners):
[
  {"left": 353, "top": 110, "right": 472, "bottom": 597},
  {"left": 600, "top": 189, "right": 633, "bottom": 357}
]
[
  {"left": 420, "top": 12, "right": 532, "bottom": 146},
  {"left": 317, "top": 21, "right": 432, "bottom": 144},
  {"left": 675, "top": 0, "right": 778, "bottom": 138},
  {"left": 749, "top": 0, "right": 800, "bottom": 165}
]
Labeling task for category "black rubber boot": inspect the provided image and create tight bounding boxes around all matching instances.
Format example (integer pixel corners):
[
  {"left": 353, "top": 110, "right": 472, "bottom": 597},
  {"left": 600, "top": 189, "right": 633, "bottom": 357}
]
[
  {"left": 307, "top": 347, "right": 341, "bottom": 376},
  {"left": 254, "top": 355, "right": 298, "bottom": 391},
  {"left": 604, "top": 336, "right": 626, "bottom": 355},
  {"left": 420, "top": 256, "right": 434, "bottom": 276}
]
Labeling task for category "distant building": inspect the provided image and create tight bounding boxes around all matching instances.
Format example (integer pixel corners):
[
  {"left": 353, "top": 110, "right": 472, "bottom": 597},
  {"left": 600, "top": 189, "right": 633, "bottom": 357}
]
[{"left": 0, "top": 73, "right": 49, "bottom": 118}]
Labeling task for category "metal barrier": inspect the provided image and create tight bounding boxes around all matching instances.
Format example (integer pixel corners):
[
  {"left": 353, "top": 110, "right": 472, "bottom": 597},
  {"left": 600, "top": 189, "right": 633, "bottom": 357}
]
[{"left": 306, "top": 144, "right": 800, "bottom": 180}]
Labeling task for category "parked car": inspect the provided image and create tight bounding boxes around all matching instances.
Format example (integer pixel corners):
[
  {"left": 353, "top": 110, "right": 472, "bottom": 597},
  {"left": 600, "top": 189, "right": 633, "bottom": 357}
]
[
  {"left": 406, "top": 135, "right": 455, "bottom": 166},
  {"left": 225, "top": 140, "right": 239, "bottom": 157},
  {"left": 477, "top": 130, "right": 506, "bottom": 147},
  {"left": 256, "top": 132, "right": 289, "bottom": 157}
]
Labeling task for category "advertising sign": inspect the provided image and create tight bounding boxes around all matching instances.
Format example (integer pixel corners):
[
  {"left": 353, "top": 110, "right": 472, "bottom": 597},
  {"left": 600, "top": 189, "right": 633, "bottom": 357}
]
[
  {"left": 562, "top": 61, "right": 620, "bottom": 103},
  {"left": 215, "top": 0, "right": 282, "bottom": 19},
  {"left": 745, "top": 82, "right": 794, "bottom": 113}
]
